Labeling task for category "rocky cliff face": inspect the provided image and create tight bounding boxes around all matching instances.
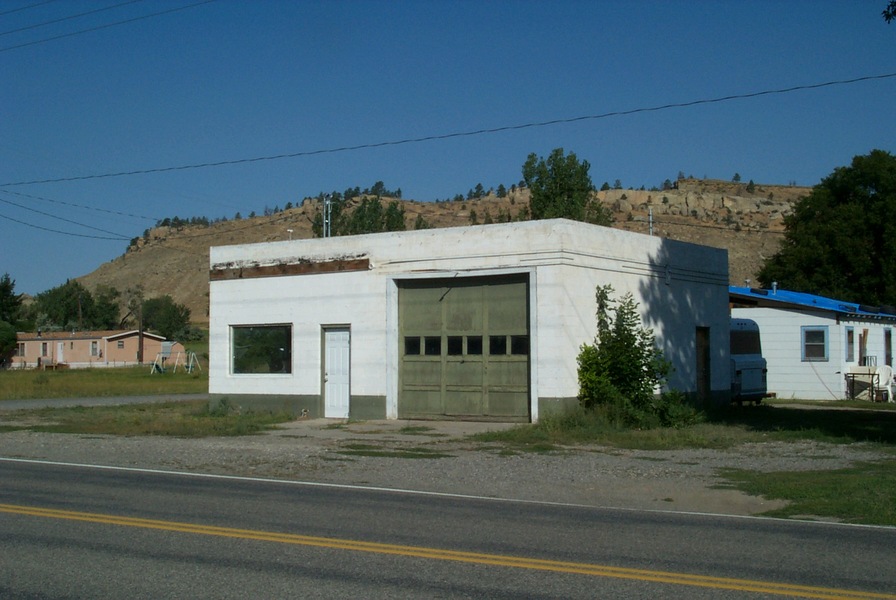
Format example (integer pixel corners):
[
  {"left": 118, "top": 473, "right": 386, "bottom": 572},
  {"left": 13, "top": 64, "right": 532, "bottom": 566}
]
[{"left": 77, "top": 179, "right": 810, "bottom": 324}]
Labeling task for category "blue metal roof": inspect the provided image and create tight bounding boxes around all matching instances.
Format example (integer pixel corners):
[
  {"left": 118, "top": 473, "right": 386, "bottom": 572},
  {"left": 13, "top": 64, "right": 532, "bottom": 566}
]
[{"left": 729, "top": 286, "right": 896, "bottom": 318}]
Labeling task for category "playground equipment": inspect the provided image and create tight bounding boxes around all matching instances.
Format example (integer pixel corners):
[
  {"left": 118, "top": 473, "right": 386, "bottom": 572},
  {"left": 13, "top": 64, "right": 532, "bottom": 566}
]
[{"left": 150, "top": 351, "right": 202, "bottom": 374}]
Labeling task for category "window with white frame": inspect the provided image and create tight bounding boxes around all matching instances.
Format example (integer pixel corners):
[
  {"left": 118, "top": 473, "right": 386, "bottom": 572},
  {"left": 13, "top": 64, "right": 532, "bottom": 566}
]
[
  {"left": 802, "top": 326, "right": 828, "bottom": 362},
  {"left": 16, "top": 342, "right": 24, "bottom": 357},
  {"left": 91, "top": 341, "right": 99, "bottom": 356},
  {"left": 40, "top": 342, "right": 48, "bottom": 357},
  {"left": 231, "top": 325, "right": 292, "bottom": 374},
  {"left": 845, "top": 327, "right": 855, "bottom": 362}
]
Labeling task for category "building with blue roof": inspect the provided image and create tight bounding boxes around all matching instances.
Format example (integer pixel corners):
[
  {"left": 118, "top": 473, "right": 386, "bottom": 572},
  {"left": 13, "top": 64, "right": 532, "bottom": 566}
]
[{"left": 730, "top": 286, "right": 896, "bottom": 401}]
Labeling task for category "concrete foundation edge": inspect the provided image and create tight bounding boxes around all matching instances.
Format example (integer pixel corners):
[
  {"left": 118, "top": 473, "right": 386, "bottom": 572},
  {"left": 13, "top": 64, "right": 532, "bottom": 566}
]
[
  {"left": 537, "top": 397, "right": 580, "bottom": 417},
  {"left": 209, "top": 392, "right": 727, "bottom": 421},
  {"left": 209, "top": 394, "right": 387, "bottom": 420}
]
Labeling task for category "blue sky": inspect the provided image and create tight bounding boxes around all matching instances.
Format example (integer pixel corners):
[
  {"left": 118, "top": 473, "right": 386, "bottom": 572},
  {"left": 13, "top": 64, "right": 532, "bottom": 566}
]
[{"left": 1, "top": 0, "right": 894, "bottom": 296}]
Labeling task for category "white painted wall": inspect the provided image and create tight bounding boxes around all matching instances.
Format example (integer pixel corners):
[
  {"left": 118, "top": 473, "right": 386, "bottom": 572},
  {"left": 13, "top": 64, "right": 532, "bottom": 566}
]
[
  {"left": 732, "top": 306, "right": 896, "bottom": 400},
  {"left": 210, "top": 269, "right": 388, "bottom": 398},
  {"left": 210, "top": 219, "right": 730, "bottom": 418}
]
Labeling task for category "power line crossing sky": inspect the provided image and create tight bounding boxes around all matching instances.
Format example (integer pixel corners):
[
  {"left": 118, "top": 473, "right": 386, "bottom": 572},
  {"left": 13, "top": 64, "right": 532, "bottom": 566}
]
[{"left": 1, "top": 0, "right": 894, "bottom": 295}]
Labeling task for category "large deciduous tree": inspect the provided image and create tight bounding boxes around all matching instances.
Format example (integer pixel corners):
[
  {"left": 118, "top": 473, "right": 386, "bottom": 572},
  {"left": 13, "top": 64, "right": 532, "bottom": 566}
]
[
  {"left": 757, "top": 150, "right": 896, "bottom": 305},
  {"left": 522, "top": 148, "right": 612, "bottom": 225},
  {"left": 92, "top": 285, "right": 122, "bottom": 329},
  {"left": 142, "top": 295, "right": 191, "bottom": 340},
  {"left": 32, "top": 280, "right": 96, "bottom": 330},
  {"left": 28, "top": 280, "right": 121, "bottom": 331}
]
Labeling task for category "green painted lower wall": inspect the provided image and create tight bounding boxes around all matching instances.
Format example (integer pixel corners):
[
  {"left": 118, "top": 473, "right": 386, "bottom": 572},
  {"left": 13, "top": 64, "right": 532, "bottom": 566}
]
[
  {"left": 349, "top": 395, "right": 387, "bottom": 420},
  {"left": 209, "top": 389, "right": 730, "bottom": 422},
  {"left": 209, "top": 394, "right": 387, "bottom": 420},
  {"left": 537, "top": 397, "right": 579, "bottom": 417},
  {"left": 209, "top": 394, "right": 321, "bottom": 417}
]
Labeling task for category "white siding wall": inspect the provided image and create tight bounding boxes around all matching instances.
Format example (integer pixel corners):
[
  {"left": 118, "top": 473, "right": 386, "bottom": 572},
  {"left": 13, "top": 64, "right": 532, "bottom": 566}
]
[
  {"left": 732, "top": 307, "right": 896, "bottom": 400},
  {"left": 210, "top": 219, "right": 730, "bottom": 419},
  {"left": 843, "top": 320, "right": 894, "bottom": 369}
]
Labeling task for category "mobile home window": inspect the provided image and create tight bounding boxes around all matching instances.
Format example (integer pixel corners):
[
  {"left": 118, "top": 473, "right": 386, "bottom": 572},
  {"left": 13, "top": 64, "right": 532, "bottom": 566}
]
[
  {"left": 41, "top": 342, "right": 48, "bottom": 357},
  {"left": 801, "top": 326, "right": 828, "bottom": 362},
  {"left": 231, "top": 325, "right": 292, "bottom": 374},
  {"left": 845, "top": 327, "right": 855, "bottom": 362},
  {"left": 16, "top": 342, "right": 24, "bottom": 357},
  {"left": 91, "top": 341, "right": 99, "bottom": 356},
  {"left": 886, "top": 329, "right": 893, "bottom": 367}
]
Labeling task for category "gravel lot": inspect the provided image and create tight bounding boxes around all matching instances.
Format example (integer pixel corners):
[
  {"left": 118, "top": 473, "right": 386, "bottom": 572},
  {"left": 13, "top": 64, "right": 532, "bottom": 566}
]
[{"left": 0, "top": 417, "right": 889, "bottom": 517}]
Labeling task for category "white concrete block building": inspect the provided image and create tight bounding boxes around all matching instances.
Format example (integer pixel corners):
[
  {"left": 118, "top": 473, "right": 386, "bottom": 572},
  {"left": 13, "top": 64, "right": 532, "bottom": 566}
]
[{"left": 208, "top": 219, "right": 730, "bottom": 421}]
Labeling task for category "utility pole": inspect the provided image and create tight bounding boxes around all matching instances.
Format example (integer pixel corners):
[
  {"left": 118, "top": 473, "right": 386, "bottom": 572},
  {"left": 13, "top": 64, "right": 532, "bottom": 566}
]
[
  {"left": 323, "top": 193, "right": 332, "bottom": 238},
  {"left": 136, "top": 299, "right": 144, "bottom": 365},
  {"left": 126, "top": 286, "right": 145, "bottom": 364}
]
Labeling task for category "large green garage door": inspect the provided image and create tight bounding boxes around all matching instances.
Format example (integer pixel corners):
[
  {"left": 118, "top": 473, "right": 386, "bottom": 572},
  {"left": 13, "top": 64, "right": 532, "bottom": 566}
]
[{"left": 398, "top": 274, "right": 530, "bottom": 421}]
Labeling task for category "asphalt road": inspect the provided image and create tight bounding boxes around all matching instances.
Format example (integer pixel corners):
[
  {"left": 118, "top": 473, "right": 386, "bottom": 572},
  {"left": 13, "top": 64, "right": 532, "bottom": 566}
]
[{"left": 1, "top": 459, "right": 894, "bottom": 599}]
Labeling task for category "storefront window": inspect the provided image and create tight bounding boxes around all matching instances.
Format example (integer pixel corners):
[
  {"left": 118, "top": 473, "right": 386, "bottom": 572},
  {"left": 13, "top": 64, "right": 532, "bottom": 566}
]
[{"left": 232, "top": 325, "right": 292, "bottom": 374}]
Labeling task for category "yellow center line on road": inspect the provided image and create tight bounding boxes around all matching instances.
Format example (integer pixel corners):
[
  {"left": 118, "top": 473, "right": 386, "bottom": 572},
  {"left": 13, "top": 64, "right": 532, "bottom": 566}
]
[{"left": 0, "top": 503, "right": 891, "bottom": 599}]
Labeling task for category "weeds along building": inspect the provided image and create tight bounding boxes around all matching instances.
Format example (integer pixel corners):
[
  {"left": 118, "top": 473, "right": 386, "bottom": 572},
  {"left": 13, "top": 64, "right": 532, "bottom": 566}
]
[{"left": 208, "top": 219, "right": 730, "bottom": 422}]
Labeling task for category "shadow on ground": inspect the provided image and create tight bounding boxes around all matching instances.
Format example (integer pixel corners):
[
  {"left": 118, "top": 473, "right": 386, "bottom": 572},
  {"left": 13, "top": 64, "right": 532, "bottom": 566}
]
[{"left": 711, "top": 404, "right": 896, "bottom": 445}]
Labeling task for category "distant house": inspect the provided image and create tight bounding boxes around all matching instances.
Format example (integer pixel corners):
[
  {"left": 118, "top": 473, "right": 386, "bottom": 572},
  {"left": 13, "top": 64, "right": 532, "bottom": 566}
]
[
  {"left": 11, "top": 330, "right": 184, "bottom": 369},
  {"left": 730, "top": 286, "right": 896, "bottom": 401}
]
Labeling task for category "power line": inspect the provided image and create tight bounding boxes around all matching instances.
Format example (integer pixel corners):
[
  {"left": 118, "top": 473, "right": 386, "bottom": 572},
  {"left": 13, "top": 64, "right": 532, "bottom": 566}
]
[
  {"left": 0, "top": 0, "right": 216, "bottom": 53},
  {"left": 0, "top": 186, "right": 302, "bottom": 246},
  {"left": 0, "top": 0, "right": 146, "bottom": 37},
  {"left": 0, "top": 0, "right": 62, "bottom": 18},
  {"left": 0, "top": 210, "right": 129, "bottom": 240},
  {"left": 0, "top": 195, "right": 131, "bottom": 238},
  {"left": 3, "top": 71, "right": 895, "bottom": 189},
  {"left": 0, "top": 189, "right": 156, "bottom": 221}
]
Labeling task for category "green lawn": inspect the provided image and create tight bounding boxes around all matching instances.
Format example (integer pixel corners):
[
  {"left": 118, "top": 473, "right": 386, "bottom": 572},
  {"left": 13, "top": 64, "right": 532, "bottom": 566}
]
[
  {"left": 0, "top": 399, "right": 291, "bottom": 437},
  {"left": 0, "top": 365, "right": 207, "bottom": 401}
]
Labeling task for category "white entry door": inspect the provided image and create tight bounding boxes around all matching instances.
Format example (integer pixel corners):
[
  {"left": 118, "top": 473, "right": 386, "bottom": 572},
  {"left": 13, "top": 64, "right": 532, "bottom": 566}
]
[
  {"left": 56, "top": 342, "right": 64, "bottom": 364},
  {"left": 324, "top": 328, "right": 351, "bottom": 418}
]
